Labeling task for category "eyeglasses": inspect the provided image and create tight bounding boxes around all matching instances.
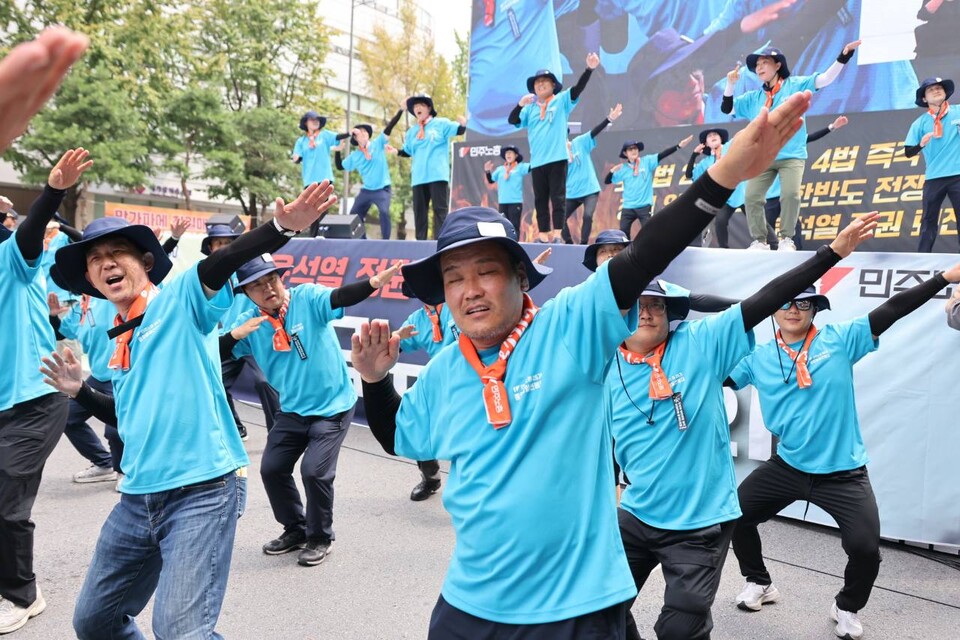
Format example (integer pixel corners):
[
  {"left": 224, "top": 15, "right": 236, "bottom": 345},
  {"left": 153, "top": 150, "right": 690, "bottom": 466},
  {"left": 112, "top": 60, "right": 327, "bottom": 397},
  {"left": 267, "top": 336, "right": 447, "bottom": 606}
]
[
  {"left": 779, "top": 299, "right": 813, "bottom": 311},
  {"left": 639, "top": 301, "right": 668, "bottom": 315}
]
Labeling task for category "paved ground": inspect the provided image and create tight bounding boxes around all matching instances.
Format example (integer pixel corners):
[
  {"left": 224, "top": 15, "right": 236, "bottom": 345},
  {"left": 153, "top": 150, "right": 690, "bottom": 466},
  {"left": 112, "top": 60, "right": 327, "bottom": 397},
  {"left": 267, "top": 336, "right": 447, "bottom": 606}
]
[{"left": 14, "top": 404, "right": 960, "bottom": 639}]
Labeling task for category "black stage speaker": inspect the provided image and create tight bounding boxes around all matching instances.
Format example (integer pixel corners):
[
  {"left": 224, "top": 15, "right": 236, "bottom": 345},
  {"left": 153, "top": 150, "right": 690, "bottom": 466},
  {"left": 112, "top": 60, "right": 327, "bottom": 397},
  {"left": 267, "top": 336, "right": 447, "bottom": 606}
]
[
  {"left": 205, "top": 213, "right": 245, "bottom": 234},
  {"left": 312, "top": 214, "right": 364, "bottom": 239}
]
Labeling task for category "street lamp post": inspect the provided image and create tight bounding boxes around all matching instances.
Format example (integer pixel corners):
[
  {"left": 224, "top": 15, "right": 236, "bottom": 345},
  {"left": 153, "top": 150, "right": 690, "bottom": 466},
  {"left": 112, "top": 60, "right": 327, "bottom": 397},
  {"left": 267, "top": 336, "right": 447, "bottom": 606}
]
[{"left": 344, "top": 0, "right": 374, "bottom": 213}]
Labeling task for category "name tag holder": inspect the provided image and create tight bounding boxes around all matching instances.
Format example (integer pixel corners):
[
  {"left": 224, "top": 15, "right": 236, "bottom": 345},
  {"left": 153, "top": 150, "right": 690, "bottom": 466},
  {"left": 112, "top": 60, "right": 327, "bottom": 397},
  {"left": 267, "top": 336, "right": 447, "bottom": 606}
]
[{"left": 291, "top": 333, "right": 308, "bottom": 361}]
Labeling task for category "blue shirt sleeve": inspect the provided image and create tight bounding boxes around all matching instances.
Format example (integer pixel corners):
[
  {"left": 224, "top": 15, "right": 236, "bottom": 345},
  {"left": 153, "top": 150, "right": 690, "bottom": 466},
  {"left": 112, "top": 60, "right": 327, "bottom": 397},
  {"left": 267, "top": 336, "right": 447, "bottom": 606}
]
[
  {"left": 905, "top": 117, "right": 923, "bottom": 146},
  {"left": 342, "top": 150, "right": 359, "bottom": 171},
  {"left": 444, "top": 118, "right": 461, "bottom": 140},
  {"left": 552, "top": 261, "right": 638, "bottom": 384},
  {"left": 829, "top": 316, "right": 879, "bottom": 365},
  {"left": 517, "top": 162, "right": 532, "bottom": 176},
  {"left": 323, "top": 129, "right": 338, "bottom": 147},
  {"left": 302, "top": 284, "right": 345, "bottom": 324},
  {"left": 58, "top": 305, "right": 82, "bottom": 341},
  {"left": 395, "top": 368, "right": 436, "bottom": 460},
  {"left": 0, "top": 233, "right": 42, "bottom": 281},
  {"left": 644, "top": 154, "right": 659, "bottom": 171},
  {"left": 733, "top": 92, "right": 755, "bottom": 119},
  {"left": 559, "top": 88, "right": 576, "bottom": 113},
  {"left": 728, "top": 353, "right": 754, "bottom": 390},
  {"left": 398, "top": 308, "right": 430, "bottom": 353},
  {"left": 517, "top": 103, "right": 533, "bottom": 129},
  {"left": 230, "top": 310, "right": 256, "bottom": 359},
  {"left": 793, "top": 74, "right": 818, "bottom": 93},
  {"left": 611, "top": 166, "right": 626, "bottom": 184},
  {"left": 492, "top": 167, "right": 504, "bottom": 182},
  {"left": 685, "top": 304, "right": 755, "bottom": 379},
  {"left": 293, "top": 137, "right": 304, "bottom": 157},
  {"left": 170, "top": 264, "right": 235, "bottom": 335},
  {"left": 692, "top": 157, "right": 707, "bottom": 181}
]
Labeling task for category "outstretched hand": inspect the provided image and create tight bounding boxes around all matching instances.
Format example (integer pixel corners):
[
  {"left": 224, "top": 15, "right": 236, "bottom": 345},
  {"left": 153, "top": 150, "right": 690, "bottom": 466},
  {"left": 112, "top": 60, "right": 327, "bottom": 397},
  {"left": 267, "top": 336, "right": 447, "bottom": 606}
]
[
  {"left": 231, "top": 315, "right": 269, "bottom": 341},
  {"left": 392, "top": 324, "right": 418, "bottom": 341},
  {"left": 40, "top": 347, "right": 83, "bottom": 398},
  {"left": 170, "top": 217, "right": 191, "bottom": 240},
  {"left": 370, "top": 261, "right": 402, "bottom": 289},
  {"left": 273, "top": 181, "right": 338, "bottom": 233},
  {"left": 829, "top": 212, "right": 880, "bottom": 258},
  {"left": 48, "top": 148, "right": 94, "bottom": 190},
  {"left": 351, "top": 320, "right": 400, "bottom": 383}
]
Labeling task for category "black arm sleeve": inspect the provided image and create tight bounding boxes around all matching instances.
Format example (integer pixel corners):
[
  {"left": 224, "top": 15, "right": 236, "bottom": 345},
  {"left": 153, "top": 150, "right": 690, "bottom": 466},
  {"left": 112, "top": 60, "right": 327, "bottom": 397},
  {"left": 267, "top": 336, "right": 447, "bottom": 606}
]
[
  {"left": 58, "top": 223, "right": 83, "bottom": 242},
  {"left": 607, "top": 172, "right": 733, "bottom": 309},
  {"left": 569, "top": 67, "right": 594, "bottom": 101},
  {"left": 383, "top": 109, "right": 404, "bottom": 137},
  {"left": 456, "top": 125, "right": 467, "bottom": 136},
  {"left": 397, "top": 150, "right": 411, "bottom": 158},
  {"left": 903, "top": 144, "right": 923, "bottom": 158},
  {"left": 721, "top": 94, "right": 734, "bottom": 115},
  {"left": 335, "top": 132, "right": 350, "bottom": 141},
  {"left": 604, "top": 170, "right": 614, "bottom": 185},
  {"left": 590, "top": 117, "right": 610, "bottom": 139},
  {"left": 806, "top": 127, "right": 831, "bottom": 144},
  {"left": 16, "top": 185, "right": 67, "bottom": 262},
  {"left": 868, "top": 273, "right": 949, "bottom": 336},
  {"left": 739, "top": 245, "right": 842, "bottom": 330},
  {"left": 219, "top": 332, "right": 239, "bottom": 361},
  {"left": 362, "top": 376, "right": 401, "bottom": 456},
  {"left": 48, "top": 314, "right": 67, "bottom": 341},
  {"left": 689, "top": 293, "right": 740, "bottom": 313},
  {"left": 657, "top": 145, "right": 680, "bottom": 162},
  {"left": 485, "top": 171, "right": 496, "bottom": 184},
  {"left": 330, "top": 279, "right": 376, "bottom": 309},
  {"left": 684, "top": 152, "right": 699, "bottom": 180},
  {"left": 196, "top": 222, "right": 288, "bottom": 292},
  {"left": 75, "top": 381, "right": 119, "bottom": 426},
  {"left": 334, "top": 151, "right": 345, "bottom": 171},
  {"left": 508, "top": 103, "right": 523, "bottom": 126},
  {"left": 837, "top": 48, "right": 854, "bottom": 64},
  {"left": 161, "top": 237, "right": 179, "bottom": 255}
]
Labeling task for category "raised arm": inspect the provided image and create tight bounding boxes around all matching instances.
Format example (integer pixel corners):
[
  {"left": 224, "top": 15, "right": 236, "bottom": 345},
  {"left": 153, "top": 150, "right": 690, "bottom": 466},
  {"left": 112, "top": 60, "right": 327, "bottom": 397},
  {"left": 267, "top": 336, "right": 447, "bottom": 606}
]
[
  {"left": 383, "top": 109, "right": 404, "bottom": 137},
  {"left": 570, "top": 53, "right": 600, "bottom": 101},
  {"left": 814, "top": 40, "right": 860, "bottom": 90},
  {"left": 868, "top": 264, "right": 959, "bottom": 337}
]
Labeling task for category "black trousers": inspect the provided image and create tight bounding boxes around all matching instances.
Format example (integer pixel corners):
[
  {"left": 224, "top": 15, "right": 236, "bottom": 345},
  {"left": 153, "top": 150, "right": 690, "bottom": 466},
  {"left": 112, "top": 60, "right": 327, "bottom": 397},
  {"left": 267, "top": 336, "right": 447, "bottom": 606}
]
[
  {"left": 413, "top": 181, "right": 450, "bottom": 240},
  {"left": 619, "top": 509, "right": 735, "bottom": 640},
  {"left": 0, "top": 392, "right": 68, "bottom": 607},
  {"left": 260, "top": 407, "right": 354, "bottom": 542},
  {"left": 530, "top": 160, "right": 567, "bottom": 233},
  {"left": 561, "top": 192, "right": 600, "bottom": 244},
  {"left": 417, "top": 459, "right": 440, "bottom": 480},
  {"left": 619, "top": 206, "right": 652, "bottom": 239},
  {"left": 499, "top": 203, "right": 523, "bottom": 232},
  {"left": 428, "top": 595, "right": 627, "bottom": 640},
  {"left": 732, "top": 455, "right": 881, "bottom": 613},
  {"left": 763, "top": 199, "right": 803, "bottom": 248},
  {"left": 221, "top": 356, "right": 280, "bottom": 432},
  {"left": 917, "top": 174, "right": 960, "bottom": 252}
]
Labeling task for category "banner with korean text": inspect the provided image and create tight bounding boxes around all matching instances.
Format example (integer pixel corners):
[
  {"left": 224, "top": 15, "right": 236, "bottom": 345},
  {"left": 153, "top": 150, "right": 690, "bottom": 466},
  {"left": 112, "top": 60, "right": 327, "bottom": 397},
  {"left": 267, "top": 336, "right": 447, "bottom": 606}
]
[{"left": 104, "top": 202, "right": 250, "bottom": 235}]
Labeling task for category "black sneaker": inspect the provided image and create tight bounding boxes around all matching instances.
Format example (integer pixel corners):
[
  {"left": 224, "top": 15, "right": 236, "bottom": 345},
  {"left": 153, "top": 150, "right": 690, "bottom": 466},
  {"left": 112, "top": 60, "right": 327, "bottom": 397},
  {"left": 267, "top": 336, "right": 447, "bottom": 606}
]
[
  {"left": 238, "top": 424, "right": 248, "bottom": 441},
  {"left": 262, "top": 529, "right": 306, "bottom": 555},
  {"left": 410, "top": 477, "right": 442, "bottom": 502},
  {"left": 298, "top": 539, "right": 332, "bottom": 567}
]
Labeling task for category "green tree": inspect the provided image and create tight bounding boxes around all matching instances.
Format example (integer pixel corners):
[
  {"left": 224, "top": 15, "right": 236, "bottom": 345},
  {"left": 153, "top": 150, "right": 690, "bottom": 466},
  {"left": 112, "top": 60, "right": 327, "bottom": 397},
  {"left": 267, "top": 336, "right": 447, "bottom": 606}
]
[{"left": 357, "top": 0, "right": 466, "bottom": 239}]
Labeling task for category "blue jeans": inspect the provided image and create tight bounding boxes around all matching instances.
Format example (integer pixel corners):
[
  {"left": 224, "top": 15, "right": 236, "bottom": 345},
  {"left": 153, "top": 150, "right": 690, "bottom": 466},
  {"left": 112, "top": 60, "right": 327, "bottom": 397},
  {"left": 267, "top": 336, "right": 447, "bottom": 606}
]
[
  {"left": 73, "top": 473, "right": 247, "bottom": 639},
  {"left": 350, "top": 186, "right": 392, "bottom": 239}
]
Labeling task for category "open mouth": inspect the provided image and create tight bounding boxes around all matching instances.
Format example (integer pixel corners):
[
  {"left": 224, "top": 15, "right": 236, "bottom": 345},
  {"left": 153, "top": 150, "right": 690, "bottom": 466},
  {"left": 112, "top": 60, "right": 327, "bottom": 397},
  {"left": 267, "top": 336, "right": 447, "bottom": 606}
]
[
  {"left": 105, "top": 275, "right": 124, "bottom": 286},
  {"left": 465, "top": 305, "right": 490, "bottom": 316}
]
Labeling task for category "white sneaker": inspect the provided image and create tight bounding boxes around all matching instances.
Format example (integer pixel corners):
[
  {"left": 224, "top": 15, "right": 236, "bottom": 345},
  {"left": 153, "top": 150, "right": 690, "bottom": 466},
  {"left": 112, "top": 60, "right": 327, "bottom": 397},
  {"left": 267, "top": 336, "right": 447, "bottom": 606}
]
[
  {"left": 777, "top": 237, "right": 797, "bottom": 251},
  {"left": 73, "top": 465, "right": 118, "bottom": 484},
  {"left": 0, "top": 586, "right": 45, "bottom": 634},
  {"left": 736, "top": 582, "right": 780, "bottom": 611},
  {"left": 747, "top": 240, "right": 771, "bottom": 250},
  {"left": 831, "top": 601, "right": 864, "bottom": 639}
]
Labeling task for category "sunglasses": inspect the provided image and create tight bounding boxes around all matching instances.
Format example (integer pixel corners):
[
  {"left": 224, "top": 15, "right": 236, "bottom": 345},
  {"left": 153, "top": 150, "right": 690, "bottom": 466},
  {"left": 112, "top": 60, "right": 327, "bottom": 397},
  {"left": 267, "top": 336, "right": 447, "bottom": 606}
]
[
  {"left": 780, "top": 299, "right": 813, "bottom": 311},
  {"left": 639, "top": 301, "right": 668, "bottom": 315}
]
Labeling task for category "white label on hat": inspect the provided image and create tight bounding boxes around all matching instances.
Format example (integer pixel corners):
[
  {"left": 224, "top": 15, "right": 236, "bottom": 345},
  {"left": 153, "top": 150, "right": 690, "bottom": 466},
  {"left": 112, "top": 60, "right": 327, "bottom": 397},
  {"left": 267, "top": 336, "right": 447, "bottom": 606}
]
[
  {"left": 261, "top": 253, "right": 272, "bottom": 261},
  {"left": 477, "top": 222, "right": 507, "bottom": 238}
]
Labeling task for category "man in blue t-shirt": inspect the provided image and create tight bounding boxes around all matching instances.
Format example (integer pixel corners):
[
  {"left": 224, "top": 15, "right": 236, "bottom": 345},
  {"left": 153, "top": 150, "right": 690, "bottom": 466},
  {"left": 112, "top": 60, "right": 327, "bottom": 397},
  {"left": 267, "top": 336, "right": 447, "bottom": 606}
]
[
  {"left": 336, "top": 112, "right": 403, "bottom": 240},
  {"left": 722, "top": 43, "right": 860, "bottom": 250},
  {"left": 562, "top": 103, "right": 622, "bottom": 245},
  {"left": 292, "top": 111, "right": 349, "bottom": 189},
  {"left": 41, "top": 180, "right": 339, "bottom": 638},
  {"left": 0, "top": 149, "right": 89, "bottom": 634},
  {"left": 605, "top": 135, "right": 692, "bottom": 239},
  {"left": 484, "top": 146, "right": 532, "bottom": 232},
  {"left": 348, "top": 89, "right": 818, "bottom": 638},
  {"left": 610, "top": 214, "right": 878, "bottom": 640},
  {"left": 903, "top": 77, "right": 960, "bottom": 252},
  {"left": 727, "top": 262, "right": 960, "bottom": 640},
  {"left": 222, "top": 255, "right": 397, "bottom": 567},
  {"left": 399, "top": 94, "right": 466, "bottom": 240},
  {"left": 509, "top": 54, "right": 600, "bottom": 243}
]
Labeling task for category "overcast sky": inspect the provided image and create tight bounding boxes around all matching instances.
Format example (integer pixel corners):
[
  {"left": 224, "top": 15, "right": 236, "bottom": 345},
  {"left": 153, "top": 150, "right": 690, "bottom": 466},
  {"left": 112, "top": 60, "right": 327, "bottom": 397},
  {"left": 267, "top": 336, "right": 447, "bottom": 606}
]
[{"left": 428, "top": 0, "right": 472, "bottom": 62}]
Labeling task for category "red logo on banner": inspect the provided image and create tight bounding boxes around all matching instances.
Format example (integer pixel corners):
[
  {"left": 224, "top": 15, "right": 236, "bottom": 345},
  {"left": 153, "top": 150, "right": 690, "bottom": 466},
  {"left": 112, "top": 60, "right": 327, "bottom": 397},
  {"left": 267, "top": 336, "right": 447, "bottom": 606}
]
[{"left": 820, "top": 267, "right": 855, "bottom": 295}]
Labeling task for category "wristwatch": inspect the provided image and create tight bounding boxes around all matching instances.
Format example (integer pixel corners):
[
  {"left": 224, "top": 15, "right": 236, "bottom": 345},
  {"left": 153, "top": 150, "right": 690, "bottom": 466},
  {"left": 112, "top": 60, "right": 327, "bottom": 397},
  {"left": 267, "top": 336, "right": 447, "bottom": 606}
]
[{"left": 272, "top": 217, "right": 298, "bottom": 237}]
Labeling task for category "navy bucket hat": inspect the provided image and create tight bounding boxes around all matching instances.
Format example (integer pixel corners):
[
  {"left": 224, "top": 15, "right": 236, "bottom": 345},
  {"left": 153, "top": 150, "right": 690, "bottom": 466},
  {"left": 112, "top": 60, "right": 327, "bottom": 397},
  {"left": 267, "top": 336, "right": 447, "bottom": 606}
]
[
  {"left": 500, "top": 145, "right": 524, "bottom": 163},
  {"left": 299, "top": 110, "right": 327, "bottom": 131},
  {"left": 350, "top": 124, "right": 374, "bottom": 146},
  {"left": 201, "top": 224, "right": 242, "bottom": 256},
  {"left": 788, "top": 284, "right": 831, "bottom": 312},
  {"left": 54, "top": 217, "right": 172, "bottom": 299},
  {"left": 916, "top": 77, "right": 954, "bottom": 107},
  {"left": 582, "top": 229, "right": 629, "bottom": 272},
  {"left": 526, "top": 69, "right": 562, "bottom": 94},
  {"left": 234, "top": 254, "right": 289, "bottom": 293},
  {"left": 406, "top": 94, "right": 438, "bottom": 117},
  {"left": 698, "top": 128, "right": 729, "bottom": 146},
  {"left": 619, "top": 140, "right": 644, "bottom": 159},
  {"left": 401, "top": 207, "right": 552, "bottom": 305},
  {"left": 746, "top": 47, "right": 790, "bottom": 79},
  {"left": 641, "top": 279, "right": 691, "bottom": 321}
]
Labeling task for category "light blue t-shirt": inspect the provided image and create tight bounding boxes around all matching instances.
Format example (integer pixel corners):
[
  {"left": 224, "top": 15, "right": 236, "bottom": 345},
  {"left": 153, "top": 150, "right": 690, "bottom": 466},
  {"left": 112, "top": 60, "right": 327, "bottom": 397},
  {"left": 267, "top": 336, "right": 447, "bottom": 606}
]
[
  {"left": 610, "top": 305, "right": 753, "bottom": 530},
  {"left": 0, "top": 234, "right": 57, "bottom": 410},
  {"left": 342, "top": 133, "right": 392, "bottom": 191},
  {"left": 110, "top": 265, "right": 249, "bottom": 494},
  {"left": 491, "top": 163, "right": 531, "bottom": 205},
  {"left": 612, "top": 154, "right": 659, "bottom": 208},
  {"left": 517, "top": 89, "right": 578, "bottom": 168},
  {"left": 394, "top": 262, "right": 638, "bottom": 624},
  {"left": 293, "top": 129, "right": 339, "bottom": 187},
  {"left": 232, "top": 284, "right": 356, "bottom": 418},
  {"left": 905, "top": 109, "right": 960, "bottom": 181},
  {"left": 398, "top": 303, "right": 459, "bottom": 359},
  {"left": 692, "top": 145, "right": 745, "bottom": 209},
  {"left": 42, "top": 232, "right": 77, "bottom": 304},
  {"left": 567, "top": 133, "right": 601, "bottom": 199},
  {"left": 733, "top": 74, "right": 819, "bottom": 160},
  {"left": 729, "top": 316, "right": 878, "bottom": 474},
  {"left": 402, "top": 117, "right": 462, "bottom": 186},
  {"left": 58, "top": 297, "right": 116, "bottom": 382},
  {"left": 218, "top": 275, "right": 257, "bottom": 338}
]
